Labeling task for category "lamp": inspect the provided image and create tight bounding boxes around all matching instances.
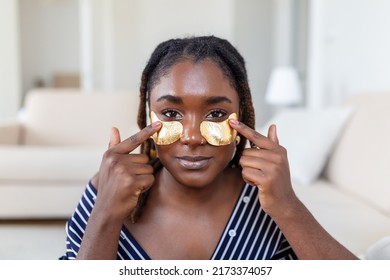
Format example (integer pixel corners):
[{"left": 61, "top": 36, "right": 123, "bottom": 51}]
[{"left": 265, "top": 66, "right": 303, "bottom": 106}]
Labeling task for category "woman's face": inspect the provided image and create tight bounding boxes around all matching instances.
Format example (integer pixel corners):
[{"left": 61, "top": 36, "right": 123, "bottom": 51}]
[{"left": 149, "top": 59, "right": 240, "bottom": 188}]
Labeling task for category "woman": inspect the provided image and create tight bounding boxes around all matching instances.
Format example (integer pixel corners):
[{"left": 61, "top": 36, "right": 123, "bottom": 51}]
[{"left": 61, "top": 36, "right": 357, "bottom": 260}]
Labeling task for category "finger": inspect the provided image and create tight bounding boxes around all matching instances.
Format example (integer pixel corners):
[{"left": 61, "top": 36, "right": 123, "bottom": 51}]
[
  {"left": 130, "top": 174, "right": 155, "bottom": 200},
  {"left": 126, "top": 162, "right": 154, "bottom": 175},
  {"left": 112, "top": 121, "right": 161, "bottom": 154},
  {"left": 109, "top": 153, "right": 151, "bottom": 165},
  {"left": 229, "top": 119, "right": 275, "bottom": 150},
  {"left": 135, "top": 174, "right": 155, "bottom": 191},
  {"left": 125, "top": 154, "right": 150, "bottom": 164},
  {"left": 109, "top": 127, "right": 121, "bottom": 149},
  {"left": 105, "top": 156, "right": 154, "bottom": 175},
  {"left": 120, "top": 161, "right": 154, "bottom": 175},
  {"left": 239, "top": 154, "right": 279, "bottom": 176},
  {"left": 240, "top": 154, "right": 267, "bottom": 169},
  {"left": 267, "top": 124, "right": 279, "bottom": 145},
  {"left": 241, "top": 166, "right": 266, "bottom": 186},
  {"left": 241, "top": 148, "right": 281, "bottom": 164}
]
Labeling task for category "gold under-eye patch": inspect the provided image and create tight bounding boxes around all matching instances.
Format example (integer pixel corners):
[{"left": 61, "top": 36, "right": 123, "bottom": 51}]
[
  {"left": 200, "top": 113, "right": 238, "bottom": 146},
  {"left": 150, "top": 111, "right": 183, "bottom": 145}
]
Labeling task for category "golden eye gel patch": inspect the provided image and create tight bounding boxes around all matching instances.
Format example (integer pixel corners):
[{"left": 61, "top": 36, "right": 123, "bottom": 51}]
[
  {"left": 150, "top": 111, "right": 183, "bottom": 145},
  {"left": 150, "top": 112, "right": 238, "bottom": 146},
  {"left": 200, "top": 113, "right": 238, "bottom": 146}
]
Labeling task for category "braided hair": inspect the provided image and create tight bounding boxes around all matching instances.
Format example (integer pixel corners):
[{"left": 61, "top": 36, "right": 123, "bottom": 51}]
[{"left": 132, "top": 35, "right": 256, "bottom": 222}]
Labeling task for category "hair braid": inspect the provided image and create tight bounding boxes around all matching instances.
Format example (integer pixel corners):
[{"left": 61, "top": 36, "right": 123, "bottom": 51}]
[{"left": 137, "top": 40, "right": 176, "bottom": 159}]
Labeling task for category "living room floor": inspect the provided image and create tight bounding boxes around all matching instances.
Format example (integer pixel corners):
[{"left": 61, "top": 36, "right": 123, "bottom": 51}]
[{"left": 0, "top": 220, "right": 67, "bottom": 260}]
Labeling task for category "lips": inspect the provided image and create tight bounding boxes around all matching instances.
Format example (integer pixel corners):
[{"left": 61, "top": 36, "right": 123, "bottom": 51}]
[{"left": 177, "top": 156, "right": 211, "bottom": 170}]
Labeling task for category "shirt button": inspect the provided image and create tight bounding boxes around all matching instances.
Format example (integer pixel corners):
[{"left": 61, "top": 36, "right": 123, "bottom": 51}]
[
  {"left": 228, "top": 229, "right": 236, "bottom": 237},
  {"left": 243, "top": 196, "right": 250, "bottom": 203}
]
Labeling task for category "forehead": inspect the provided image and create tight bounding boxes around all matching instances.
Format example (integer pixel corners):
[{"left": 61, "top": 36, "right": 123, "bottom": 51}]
[{"left": 149, "top": 59, "right": 239, "bottom": 103}]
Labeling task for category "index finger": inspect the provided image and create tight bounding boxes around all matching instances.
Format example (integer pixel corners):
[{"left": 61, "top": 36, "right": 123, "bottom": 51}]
[
  {"left": 111, "top": 121, "right": 161, "bottom": 154},
  {"left": 229, "top": 119, "right": 276, "bottom": 150}
]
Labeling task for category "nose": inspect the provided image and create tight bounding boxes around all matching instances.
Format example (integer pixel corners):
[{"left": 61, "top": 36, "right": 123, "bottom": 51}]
[{"left": 180, "top": 116, "right": 205, "bottom": 146}]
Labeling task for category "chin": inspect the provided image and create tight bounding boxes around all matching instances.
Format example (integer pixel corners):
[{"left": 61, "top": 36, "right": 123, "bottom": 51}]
[{"left": 176, "top": 175, "right": 217, "bottom": 189}]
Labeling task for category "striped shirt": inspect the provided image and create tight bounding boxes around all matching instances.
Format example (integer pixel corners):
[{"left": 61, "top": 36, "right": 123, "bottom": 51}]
[{"left": 61, "top": 182, "right": 297, "bottom": 260}]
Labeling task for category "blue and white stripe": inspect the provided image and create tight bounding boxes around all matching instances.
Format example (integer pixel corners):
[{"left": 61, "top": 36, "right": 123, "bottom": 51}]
[{"left": 60, "top": 182, "right": 296, "bottom": 260}]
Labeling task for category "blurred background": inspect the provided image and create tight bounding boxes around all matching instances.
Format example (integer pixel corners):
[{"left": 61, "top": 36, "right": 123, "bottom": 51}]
[
  {"left": 1, "top": 0, "right": 390, "bottom": 260},
  {"left": 2, "top": 0, "right": 388, "bottom": 125}
]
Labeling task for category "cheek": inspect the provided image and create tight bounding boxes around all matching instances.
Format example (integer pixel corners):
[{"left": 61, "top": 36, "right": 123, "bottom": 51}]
[
  {"left": 154, "top": 145, "right": 170, "bottom": 159},
  {"left": 224, "top": 143, "right": 238, "bottom": 162}
]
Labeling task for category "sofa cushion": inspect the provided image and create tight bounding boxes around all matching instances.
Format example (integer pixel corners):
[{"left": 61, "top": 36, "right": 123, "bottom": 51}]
[
  {"left": 0, "top": 182, "right": 86, "bottom": 218},
  {"left": 324, "top": 93, "right": 390, "bottom": 215},
  {"left": 260, "top": 107, "right": 352, "bottom": 186},
  {"left": 365, "top": 236, "right": 390, "bottom": 259},
  {"left": 22, "top": 89, "right": 140, "bottom": 146},
  {"left": 0, "top": 146, "right": 103, "bottom": 182},
  {"left": 294, "top": 179, "right": 390, "bottom": 256}
]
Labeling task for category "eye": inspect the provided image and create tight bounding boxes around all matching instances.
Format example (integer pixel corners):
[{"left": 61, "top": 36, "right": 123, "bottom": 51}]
[
  {"left": 205, "top": 110, "right": 227, "bottom": 120},
  {"left": 161, "top": 109, "right": 183, "bottom": 120}
]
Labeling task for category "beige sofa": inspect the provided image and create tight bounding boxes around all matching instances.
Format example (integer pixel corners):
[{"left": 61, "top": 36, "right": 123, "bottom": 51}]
[
  {"left": 0, "top": 89, "right": 139, "bottom": 219},
  {"left": 1, "top": 89, "right": 389, "bottom": 257},
  {"left": 289, "top": 93, "right": 390, "bottom": 257}
]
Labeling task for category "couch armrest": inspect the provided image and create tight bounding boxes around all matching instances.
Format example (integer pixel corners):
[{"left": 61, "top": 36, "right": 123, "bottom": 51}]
[{"left": 0, "top": 121, "right": 21, "bottom": 144}]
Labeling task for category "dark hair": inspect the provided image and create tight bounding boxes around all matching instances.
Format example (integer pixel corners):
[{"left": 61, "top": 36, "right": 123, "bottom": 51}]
[{"left": 132, "top": 35, "right": 256, "bottom": 222}]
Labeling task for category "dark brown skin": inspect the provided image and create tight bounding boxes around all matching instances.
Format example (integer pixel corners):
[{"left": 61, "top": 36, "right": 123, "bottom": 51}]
[{"left": 78, "top": 60, "right": 357, "bottom": 260}]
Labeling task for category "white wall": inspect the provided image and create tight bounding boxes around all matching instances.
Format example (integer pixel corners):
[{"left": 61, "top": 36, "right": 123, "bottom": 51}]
[
  {"left": 14, "top": 0, "right": 291, "bottom": 126},
  {"left": 0, "top": 0, "right": 21, "bottom": 120},
  {"left": 19, "top": 0, "right": 80, "bottom": 98},
  {"left": 307, "top": 0, "right": 390, "bottom": 108},
  {"left": 233, "top": 0, "right": 273, "bottom": 125},
  {"left": 109, "top": 0, "right": 235, "bottom": 91},
  {"left": 83, "top": 0, "right": 275, "bottom": 125}
]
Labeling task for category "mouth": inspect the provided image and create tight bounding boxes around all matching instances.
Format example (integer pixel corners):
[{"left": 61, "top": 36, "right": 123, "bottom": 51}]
[{"left": 177, "top": 156, "right": 211, "bottom": 170}]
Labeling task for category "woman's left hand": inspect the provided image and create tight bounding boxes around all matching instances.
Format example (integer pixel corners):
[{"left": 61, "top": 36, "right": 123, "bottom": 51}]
[{"left": 229, "top": 119, "right": 299, "bottom": 219}]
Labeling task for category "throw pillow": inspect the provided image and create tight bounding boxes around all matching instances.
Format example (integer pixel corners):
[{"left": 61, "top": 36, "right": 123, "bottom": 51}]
[{"left": 259, "top": 107, "right": 353, "bottom": 186}]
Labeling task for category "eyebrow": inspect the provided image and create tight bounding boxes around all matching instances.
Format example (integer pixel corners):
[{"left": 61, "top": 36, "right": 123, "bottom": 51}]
[
  {"left": 156, "top": 95, "right": 183, "bottom": 104},
  {"left": 205, "top": 96, "right": 232, "bottom": 105},
  {"left": 156, "top": 95, "right": 232, "bottom": 105}
]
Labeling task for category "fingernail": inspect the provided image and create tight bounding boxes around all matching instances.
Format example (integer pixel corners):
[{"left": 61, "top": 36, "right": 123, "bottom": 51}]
[
  {"left": 152, "top": 121, "right": 161, "bottom": 128},
  {"left": 229, "top": 119, "right": 239, "bottom": 125}
]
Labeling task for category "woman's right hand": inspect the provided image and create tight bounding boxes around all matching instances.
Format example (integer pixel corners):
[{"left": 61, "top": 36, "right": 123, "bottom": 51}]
[{"left": 92, "top": 122, "right": 161, "bottom": 223}]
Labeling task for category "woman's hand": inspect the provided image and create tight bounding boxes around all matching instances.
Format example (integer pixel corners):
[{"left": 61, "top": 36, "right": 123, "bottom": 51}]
[
  {"left": 230, "top": 119, "right": 358, "bottom": 259},
  {"left": 94, "top": 122, "right": 161, "bottom": 223},
  {"left": 229, "top": 119, "right": 298, "bottom": 219},
  {"left": 77, "top": 122, "right": 161, "bottom": 259}
]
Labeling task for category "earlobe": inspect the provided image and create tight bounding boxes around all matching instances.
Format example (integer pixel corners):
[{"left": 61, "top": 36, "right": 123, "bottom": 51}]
[
  {"left": 235, "top": 135, "right": 241, "bottom": 145},
  {"left": 150, "top": 140, "right": 157, "bottom": 159}
]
